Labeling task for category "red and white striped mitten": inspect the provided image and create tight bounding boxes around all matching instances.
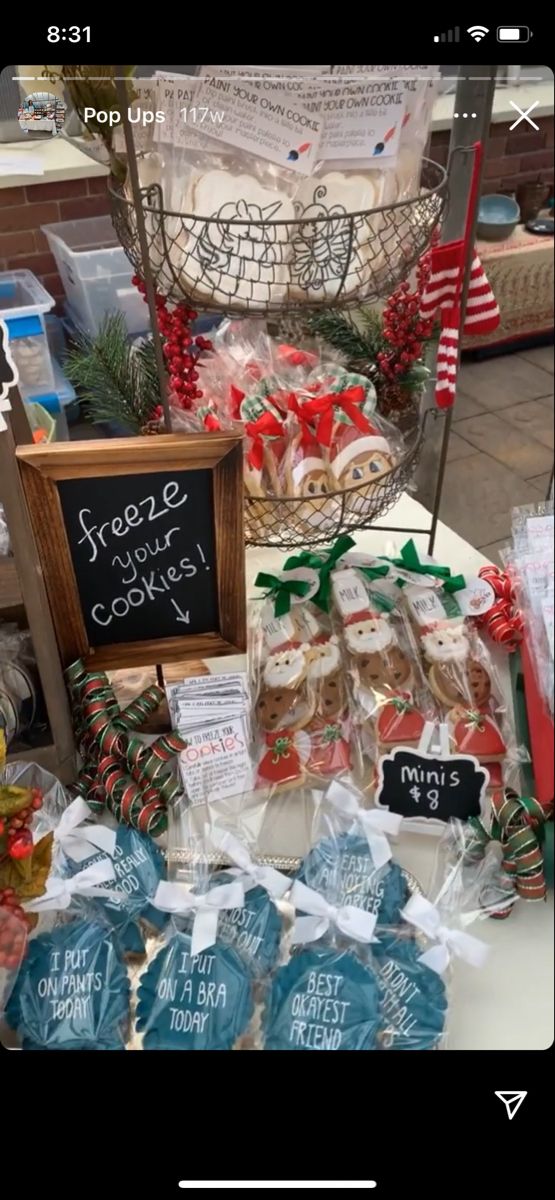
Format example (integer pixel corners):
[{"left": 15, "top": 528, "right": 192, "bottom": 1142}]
[{"left": 420, "top": 241, "right": 499, "bottom": 408}]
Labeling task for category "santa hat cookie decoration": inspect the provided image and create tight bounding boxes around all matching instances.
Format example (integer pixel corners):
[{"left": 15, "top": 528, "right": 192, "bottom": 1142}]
[
  {"left": 329, "top": 423, "right": 394, "bottom": 488},
  {"left": 344, "top": 612, "right": 396, "bottom": 656}
]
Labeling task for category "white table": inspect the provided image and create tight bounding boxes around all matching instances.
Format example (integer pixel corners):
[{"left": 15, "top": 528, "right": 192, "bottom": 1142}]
[{"left": 186, "top": 492, "right": 553, "bottom": 1050}]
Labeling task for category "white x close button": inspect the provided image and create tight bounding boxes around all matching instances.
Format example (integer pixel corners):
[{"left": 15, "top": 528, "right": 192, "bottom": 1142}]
[{"left": 509, "top": 100, "right": 540, "bottom": 131}]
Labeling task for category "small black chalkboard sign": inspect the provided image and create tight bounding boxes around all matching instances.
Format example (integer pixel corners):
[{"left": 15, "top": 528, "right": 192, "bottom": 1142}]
[
  {"left": 58, "top": 468, "right": 218, "bottom": 648},
  {"left": 375, "top": 748, "right": 488, "bottom": 824},
  {"left": 16, "top": 433, "right": 246, "bottom": 670}
]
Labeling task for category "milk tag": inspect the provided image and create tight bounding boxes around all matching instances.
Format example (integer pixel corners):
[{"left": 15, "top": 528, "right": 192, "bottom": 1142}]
[
  {"left": 332, "top": 569, "right": 369, "bottom": 616},
  {"left": 261, "top": 603, "right": 297, "bottom": 650},
  {"left": 405, "top": 586, "right": 448, "bottom": 625}
]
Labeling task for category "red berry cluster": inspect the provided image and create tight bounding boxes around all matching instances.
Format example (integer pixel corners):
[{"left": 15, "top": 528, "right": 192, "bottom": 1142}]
[
  {"left": 131, "top": 277, "right": 213, "bottom": 416},
  {"left": 0, "top": 890, "right": 28, "bottom": 970},
  {"left": 0, "top": 788, "right": 43, "bottom": 862},
  {"left": 377, "top": 250, "right": 434, "bottom": 383}
]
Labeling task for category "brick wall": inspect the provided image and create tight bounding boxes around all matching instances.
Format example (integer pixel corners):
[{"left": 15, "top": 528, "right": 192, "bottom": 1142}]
[
  {"left": 0, "top": 176, "right": 110, "bottom": 307},
  {"left": 430, "top": 116, "right": 554, "bottom": 198}
]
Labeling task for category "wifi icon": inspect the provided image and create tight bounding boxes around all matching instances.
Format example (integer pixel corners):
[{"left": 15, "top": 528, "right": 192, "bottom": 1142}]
[{"left": 467, "top": 25, "right": 490, "bottom": 40}]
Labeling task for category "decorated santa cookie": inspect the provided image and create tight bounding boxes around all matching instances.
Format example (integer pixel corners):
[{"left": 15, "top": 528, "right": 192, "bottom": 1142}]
[
  {"left": 344, "top": 613, "right": 396, "bottom": 657},
  {"left": 263, "top": 643, "right": 309, "bottom": 690},
  {"left": 421, "top": 623, "right": 470, "bottom": 666},
  {"left": 328, "top": 421, "right": 395, "bottom": 490}
]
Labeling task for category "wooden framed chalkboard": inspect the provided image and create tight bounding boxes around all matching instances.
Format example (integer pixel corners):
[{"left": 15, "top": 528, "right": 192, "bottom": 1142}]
[{"left": 16, "top": 433, "right": 246, "bottom": 670}]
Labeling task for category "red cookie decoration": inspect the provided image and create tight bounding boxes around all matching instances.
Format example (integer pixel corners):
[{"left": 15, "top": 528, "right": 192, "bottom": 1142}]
[
  {"left": 450, "top": 709, "right": 506, "bottom": 761},
  {"left": 376, "top": 694, "right": 426, "bottom": 748}
]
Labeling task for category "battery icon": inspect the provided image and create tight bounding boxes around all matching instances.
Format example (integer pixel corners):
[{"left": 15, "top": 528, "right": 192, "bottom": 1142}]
[{"left": 497, "top": 26, "right": 531, "bottom": 41}]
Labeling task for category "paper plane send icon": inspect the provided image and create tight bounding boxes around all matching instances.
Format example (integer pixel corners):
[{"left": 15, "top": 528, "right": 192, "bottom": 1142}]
[{"left": 495, "top": 1091, "right": 528, "bottom": 1120}]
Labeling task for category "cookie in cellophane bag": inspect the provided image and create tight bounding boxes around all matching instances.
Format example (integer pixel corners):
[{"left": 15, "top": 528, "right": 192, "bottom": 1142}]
[
  {"left": 330, "top": 566, "right": 437, "bottom": 788},
  {"left": 133, "top": 865, "right": 254, "bottom": 1051},
  {"left": 411, "top": 607, "right": 514, "bottom": 803},
  {"left": 4, "top": 856, "right": 132, "bottom": 1051}
]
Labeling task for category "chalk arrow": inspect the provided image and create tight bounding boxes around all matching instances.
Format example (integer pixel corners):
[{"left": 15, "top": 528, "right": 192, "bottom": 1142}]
[{"left": 171, "top": 599, "right": 190, "bottom": 624}]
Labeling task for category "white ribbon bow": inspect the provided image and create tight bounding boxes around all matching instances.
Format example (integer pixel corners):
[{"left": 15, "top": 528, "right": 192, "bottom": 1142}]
[
  {"left": 326, "top": 780, "right": 402, "bottom": 868},
  {"left": 401, "top": 893, "right": 490, "bottom": 975},
  {"left": 290, "top": 879, "right": 378, "bottom": 946},
  {"left": 53, "top": 797, "right": 117, "bottom": 863},
  {"left": 153, "top": 879, "right": 245, "bottom": 957},
  {"left": 25, "top": 859, "right": 118, "bottom": 913},
  {"left": 209, "top": 828, "right": 290, "bottom": 899}
]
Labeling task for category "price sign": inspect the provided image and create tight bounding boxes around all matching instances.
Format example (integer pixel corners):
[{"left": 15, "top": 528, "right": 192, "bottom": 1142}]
[{"left": 375, "top": 746, "right": 489, "bottom": 828}]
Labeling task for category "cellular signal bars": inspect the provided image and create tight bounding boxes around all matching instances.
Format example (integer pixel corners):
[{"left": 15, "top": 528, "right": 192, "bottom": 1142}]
[{"left": 433, "top": 28, "right": 461, "bottom": 43}]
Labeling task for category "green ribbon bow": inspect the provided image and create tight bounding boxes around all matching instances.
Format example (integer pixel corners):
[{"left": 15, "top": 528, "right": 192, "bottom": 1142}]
[
  {"left": 391, "top": 539, "right": 466, "bottom": 594},
  {"left": 254, "top": 571, "right": 311, "bottom": 618},
  {"left": 284, "top": 534, "right": 356, "bottom": 612},
  {"left": 468, "top": 789, "right": 547, "bottom": 918}
]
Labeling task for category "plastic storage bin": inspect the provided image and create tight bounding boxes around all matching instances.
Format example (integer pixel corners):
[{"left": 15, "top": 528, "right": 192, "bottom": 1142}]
[
  {"left": 41, "top": 215, "right": 149, "bottom": 336},
  {"left": 0, "top": 271, "right": 56, "bottom": 400}
]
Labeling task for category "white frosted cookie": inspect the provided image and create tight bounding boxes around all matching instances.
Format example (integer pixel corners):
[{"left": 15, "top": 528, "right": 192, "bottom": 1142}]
[
  {"left": 180, "top": 170, "right": 294, "bottom": 309},
  {"left": 292, "top": 171, "right": 388, "bottom": 303}
]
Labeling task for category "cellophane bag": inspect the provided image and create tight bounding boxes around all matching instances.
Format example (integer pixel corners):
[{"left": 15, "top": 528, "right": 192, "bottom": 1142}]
[
  {"left": 400, "top": 567, "right": 524, "bottom": 799},
  {"left": 260, "top": 787, "right": 463, "bottom": 1051},
  {"left": 3, "top": 858, "right": 131, "bottom": 1051},
  {"left": 131, "top": 849, "right": 256, "bottom": 1050},
  {"left": 329, "top": 559, "right": 438, "bottom": 792}
]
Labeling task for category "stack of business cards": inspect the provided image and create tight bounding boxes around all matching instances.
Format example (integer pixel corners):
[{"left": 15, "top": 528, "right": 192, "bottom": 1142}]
[{"left": 167, "top": 673, "right": 254, "bottom": 805}]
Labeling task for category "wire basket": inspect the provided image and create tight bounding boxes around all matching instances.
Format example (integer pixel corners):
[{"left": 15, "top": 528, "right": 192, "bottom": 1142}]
[
  {"left": 109, "top": 159, "right": 447, "bottom": 316},
  {"left": 245, "top": 399, "right": 433, "bottom": 548}
]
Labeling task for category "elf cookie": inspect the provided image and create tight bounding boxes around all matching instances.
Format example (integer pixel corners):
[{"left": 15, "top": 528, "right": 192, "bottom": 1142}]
[
  {"left": 374, "top": 937, "right": 448, "bottom": 1051},
  {"left": 328, "top": 422, "right": 395, "bottom": 490},
  {"left": 296, "top": 833, "right": 410, "bottom": 927},
  {"left": 135, "top": 931, "right": 253, "bottom": 1050},
  {"left": 5, "top": 920, "right": 130, "bottom": 1051},
  {"left": 263, "top": 946, "right": 381, "bottom": 1050}
]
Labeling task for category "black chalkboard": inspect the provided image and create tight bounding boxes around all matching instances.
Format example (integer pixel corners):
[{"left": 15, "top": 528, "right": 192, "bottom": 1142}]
[
  {"left": 375, "top": 748, "right": 488, "bottom": 823},
  {"left": 57, "top": 468, "right": 218, "bottom": 647}
]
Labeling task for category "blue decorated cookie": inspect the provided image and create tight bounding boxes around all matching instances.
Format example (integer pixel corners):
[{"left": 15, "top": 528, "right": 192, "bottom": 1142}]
[
  {"left": 136, "top": 932, "right": 253, "bottom": 1050},
  {"left": 296, "top": 834, "right": 409, "bottom": 927},
  {"left": 373, "top": 937, "right": 447, "bottom": 1051},
  {"left": 5, "top": 920, "right": 130, "bottom": 1051},
  {"left": 64, "top": 826, "right": 168, "bottom": 956},
  {"left": 264, "top": 946, "right": 381, "bottom": 1051},
  {"left": 194, "top": 871, "right": 283, "bottom": 980}
]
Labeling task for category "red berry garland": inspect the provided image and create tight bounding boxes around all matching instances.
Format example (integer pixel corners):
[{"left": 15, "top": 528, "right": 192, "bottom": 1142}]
[
  {"left": 0, "top": 787, "right": 43, "bottom": 863},
  {"left": 131, "top": 277, "right": 213, "bottom": 419},
  {"left": 377, "top": 249, "right": 435, "bottom": 383}
]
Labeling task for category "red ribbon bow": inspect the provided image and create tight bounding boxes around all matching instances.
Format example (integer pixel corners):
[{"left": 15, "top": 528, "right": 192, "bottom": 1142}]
[
  {"left": 245, "top": 411, "right": 284, "bottom": 471},
  {"left": 288, "top": 393, "right": 321, "bottom": 452},
  {"left": 301, "top": 386, "right": 371, "bottom": 447},
  {"left": 477, "top": 565, "right": 524, "bottom": 651},
  {"left": 229, "top": 384, "right": 245, "bottom": 421}
]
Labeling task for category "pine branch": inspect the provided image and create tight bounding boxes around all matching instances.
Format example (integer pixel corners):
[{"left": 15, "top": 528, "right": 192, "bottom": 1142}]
[
  {"left": 307, "top": 311, "right": 374, "bottom": 366},
  {"left": 64, "top": 314, "right": 160, "bottom": 431}
]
